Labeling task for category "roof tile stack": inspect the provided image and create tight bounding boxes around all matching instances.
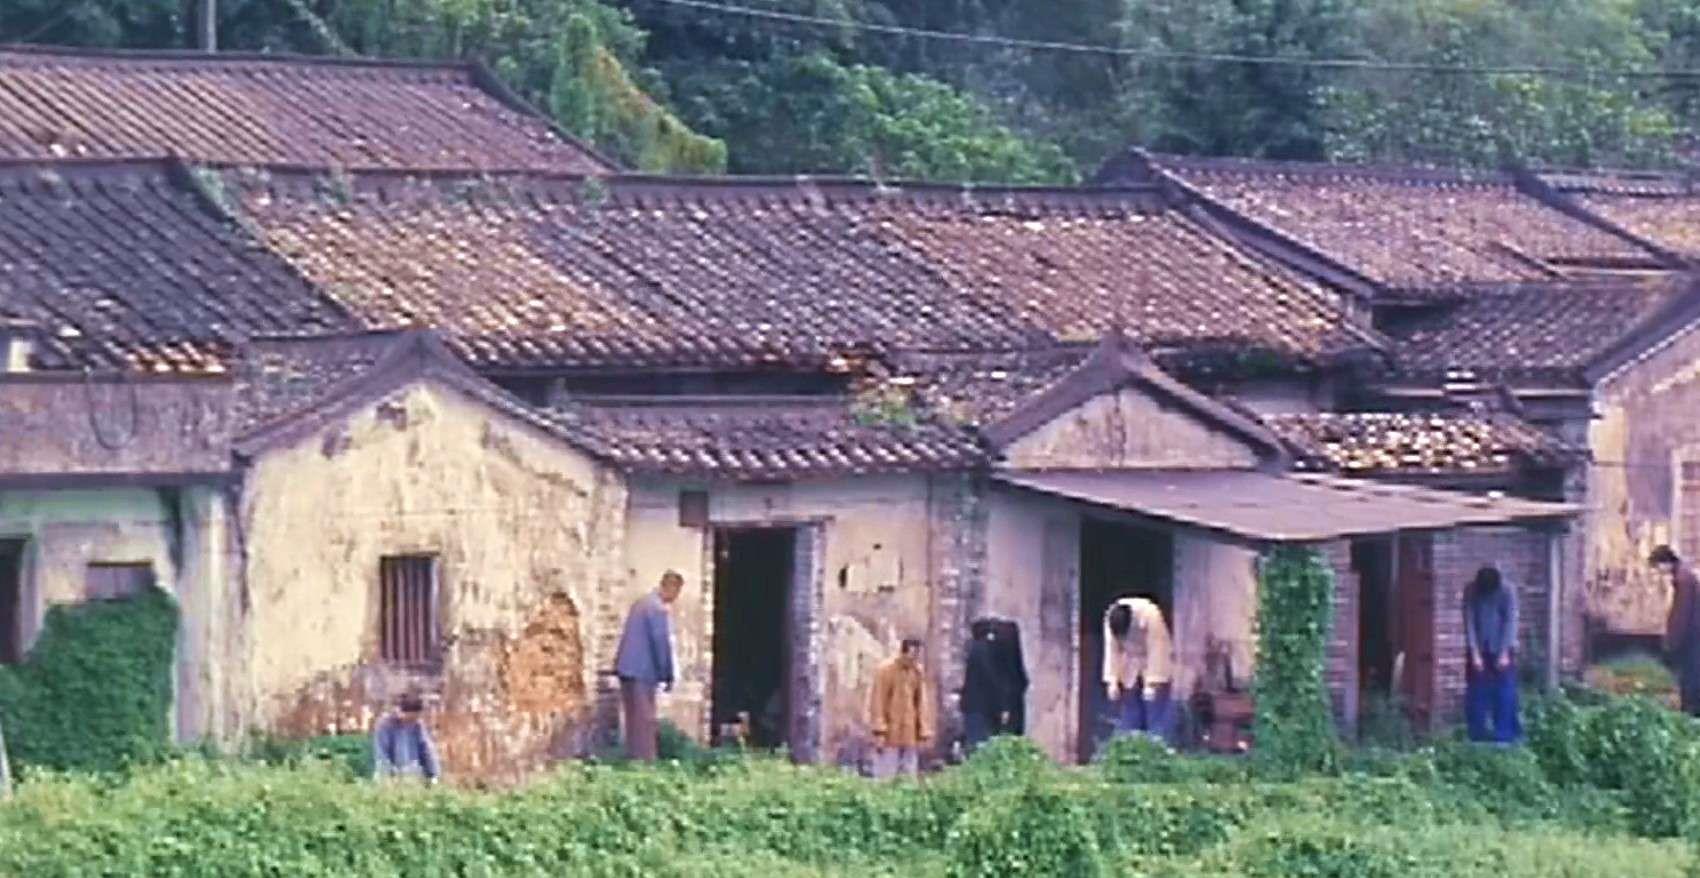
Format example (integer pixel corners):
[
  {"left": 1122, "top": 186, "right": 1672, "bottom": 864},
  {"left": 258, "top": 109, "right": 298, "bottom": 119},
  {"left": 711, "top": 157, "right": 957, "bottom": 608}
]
[{"left": 1264, "top": 411, "right": 1579, "bottom": 476}]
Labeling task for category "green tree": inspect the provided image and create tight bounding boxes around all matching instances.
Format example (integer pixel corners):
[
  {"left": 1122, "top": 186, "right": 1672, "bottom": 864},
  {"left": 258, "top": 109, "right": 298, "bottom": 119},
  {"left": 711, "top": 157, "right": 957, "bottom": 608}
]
[
  {"left": 668, "top": 51, "right": 1075, "bottom": 182},
  {"left": 1320, "top": 0, "right": 1679, "bottom": 168},
  {"left": 1115, "top": 0, "right": 1360, "bottom": 160}
]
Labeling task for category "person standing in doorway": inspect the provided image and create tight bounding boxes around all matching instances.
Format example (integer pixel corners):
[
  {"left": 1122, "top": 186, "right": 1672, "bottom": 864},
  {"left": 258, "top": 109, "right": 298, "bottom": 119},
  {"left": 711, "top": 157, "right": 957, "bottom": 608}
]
[
  {"left": 960, "top": 620, "right": 1011, "bottom": 753},
  {"left": 1654, "top": 546, "right": 1700, "bottom": 716},
  {"left": 1103, "top": 595, "right": 1174, "bottom": 744},
  {"left": 1464, "top": 566, "right": 1522, "bottom": 743},
  {"left": 616, "top": 570, "right": 685, "bottom": 761},
  {"left": 870, "top": 638, "right": 932, "bottom": 779},
  {"left": 371, "top": 692, "right": 441, "bottom": 784}
]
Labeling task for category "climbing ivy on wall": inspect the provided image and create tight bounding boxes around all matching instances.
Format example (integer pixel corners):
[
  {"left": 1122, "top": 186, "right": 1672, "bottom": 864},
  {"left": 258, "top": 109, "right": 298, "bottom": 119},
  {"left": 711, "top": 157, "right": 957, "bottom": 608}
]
[
  {"left": 0, "top": 588, "right": 178, "bottom": 774},
  {"left": 1252, "top": 545, "right": 1338, "bottom": 776}
]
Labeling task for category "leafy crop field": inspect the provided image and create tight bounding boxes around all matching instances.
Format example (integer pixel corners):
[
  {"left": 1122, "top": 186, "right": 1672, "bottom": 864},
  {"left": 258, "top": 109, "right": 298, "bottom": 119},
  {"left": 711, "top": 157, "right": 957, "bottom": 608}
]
[{"left": 2, "top": 694, "right": 1697, "bottom": 877}]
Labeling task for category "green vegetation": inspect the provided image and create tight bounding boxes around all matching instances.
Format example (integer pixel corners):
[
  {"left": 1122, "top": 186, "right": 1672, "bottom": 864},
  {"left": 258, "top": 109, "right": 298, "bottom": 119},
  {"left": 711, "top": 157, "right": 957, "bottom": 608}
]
[
  {"left": 5, "top": 1, "right": 1696, "bottom": 178},
  {"left": 0, "top": 588, "right": 177, "bottom": 775},
  {"left": 0, "top": 697, "right": 1697, "bottom": 876},
  {"left": 1253, "top": 546, "right": 1339, "bottom": 776}
]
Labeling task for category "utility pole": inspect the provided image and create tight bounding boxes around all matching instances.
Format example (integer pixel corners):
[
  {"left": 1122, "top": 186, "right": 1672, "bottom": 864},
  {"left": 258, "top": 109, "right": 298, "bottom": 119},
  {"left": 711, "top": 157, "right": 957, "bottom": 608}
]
[{"left": 196, "top": 0, "right": 216, "bottom": 52}]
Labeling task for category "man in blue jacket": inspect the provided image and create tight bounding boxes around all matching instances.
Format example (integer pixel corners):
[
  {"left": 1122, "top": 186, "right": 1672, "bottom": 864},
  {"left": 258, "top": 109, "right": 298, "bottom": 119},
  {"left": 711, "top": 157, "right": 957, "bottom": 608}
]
[
  {"left": 372, "top": 692, "right": 441, "bottom": 783},
  {"left": 616, "top": 571, "right": 685, "bottom": 761},
  {"left": 1464, "top": 566, "right": 1521, "bottom": 744}
]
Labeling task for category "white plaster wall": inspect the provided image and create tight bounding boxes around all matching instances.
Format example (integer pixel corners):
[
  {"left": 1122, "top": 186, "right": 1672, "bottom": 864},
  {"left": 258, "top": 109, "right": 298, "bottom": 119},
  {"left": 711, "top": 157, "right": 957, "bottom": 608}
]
[
  {"left": 1003, "top": 387, "right": 1261, "bottom": 470},
  {"left": 1171, "top": 533, "right": 1258, "bottom": 696},
  {"left": 240, "top": 380, "right": 624, "bottom": 776},
  {"left": 982, "top": 487, "right": 1078, "bottom": 761},
  {"left": 622, "top": 474, "right": 939, "bottom": 764}
]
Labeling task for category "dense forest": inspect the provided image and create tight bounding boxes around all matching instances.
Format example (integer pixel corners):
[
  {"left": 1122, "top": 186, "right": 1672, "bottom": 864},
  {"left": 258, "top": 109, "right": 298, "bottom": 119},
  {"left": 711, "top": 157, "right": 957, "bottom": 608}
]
[{"left": 5, "top": 0, "right": 1699, "bottom": 182}]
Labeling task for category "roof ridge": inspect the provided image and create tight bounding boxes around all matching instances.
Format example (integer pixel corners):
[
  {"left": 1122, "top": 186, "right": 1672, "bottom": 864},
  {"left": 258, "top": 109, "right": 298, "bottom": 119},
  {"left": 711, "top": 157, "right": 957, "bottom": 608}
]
[
  {"left": 229, "top": 163, "right": 1171, "bottom": 210},
  {"left": 1149, "top": 151, "right": 1515, "bottom": 188},
  {"left": 0, "top": 43, "right": 478, "bottom": 76}
]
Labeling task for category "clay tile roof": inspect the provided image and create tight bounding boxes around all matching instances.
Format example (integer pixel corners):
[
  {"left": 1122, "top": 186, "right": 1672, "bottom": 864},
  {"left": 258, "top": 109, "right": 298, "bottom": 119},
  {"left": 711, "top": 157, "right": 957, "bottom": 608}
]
[
  {"left": 1385, "top": 276, "right": 1686, "bottom": 384},
  {"left": 1145, "top": 154, "right": 1665, "bottom": 297},
  {"left": 1540, "top": 170, "right": 1700, "bottom": 259},
  {"left": 0, "top": 45, "right": 612, "bottom": 173},
  {"left": 543, "top": 394, "right": 984, "bottom": 478},
  {"left": 0, "top": 159, "right": 357, "bottom": 373},
  {"left": 229, "top": 169, "right": 1378, "bottom": 370},
  {"left": 1264, "top": 410, "right": 1581, "bottom": 476}
]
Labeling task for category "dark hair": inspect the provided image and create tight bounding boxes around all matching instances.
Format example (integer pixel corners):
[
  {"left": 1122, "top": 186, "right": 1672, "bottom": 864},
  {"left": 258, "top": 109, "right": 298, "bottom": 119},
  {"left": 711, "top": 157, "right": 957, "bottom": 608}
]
[
  {"left": 1471, "top": 566, "right": 1502, "bottom": 602},
  {"left": 1651, "top": 545, "right": 1680, "bottom": 566},
  {"left": 970, "top": 618, "right": 994, "bottom": 640},
  {"left": 1107, "top": 603, "right": 1133, "bottom": 637},
  {"left": 900, "top": 638, "right": 924, "bottom": 653},
  {"left": 397, "top": 693, "right": 425, "bottom": 714}
]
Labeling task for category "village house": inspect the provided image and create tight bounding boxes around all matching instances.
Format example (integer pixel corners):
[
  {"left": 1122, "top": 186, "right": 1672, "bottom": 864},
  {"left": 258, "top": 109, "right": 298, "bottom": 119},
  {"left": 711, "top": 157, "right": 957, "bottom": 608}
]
[
  {"left": 1098, "top": 150, "right": 1700, "bottom": 674},
  {"left": 0, "top": 131, "right": 1576, "bottom": 773}
]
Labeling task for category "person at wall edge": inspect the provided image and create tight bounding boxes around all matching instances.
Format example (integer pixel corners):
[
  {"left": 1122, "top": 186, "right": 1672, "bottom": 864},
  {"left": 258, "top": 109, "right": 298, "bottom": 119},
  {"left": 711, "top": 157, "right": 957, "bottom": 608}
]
[
  {"left": 870, "top": 638, "right": 932, "bottom": 779},
  {"left": 1653, "top": 545, "right": 1700, "bottom": 716},
  {"left": 372, "top": 692, "right": 441, "bottom": 783},
  {"left": 1464, "top": 565, "right": 1522, "bottom": 744},
  {"left": 615, "top": 571, "right": 684, "bottom": 762},
  {"left": 960, "top": 619, "right": 1012, "bottom": 752},
  {"left": 1103, "top": 595, "right": 1174, "bottom": 744}
]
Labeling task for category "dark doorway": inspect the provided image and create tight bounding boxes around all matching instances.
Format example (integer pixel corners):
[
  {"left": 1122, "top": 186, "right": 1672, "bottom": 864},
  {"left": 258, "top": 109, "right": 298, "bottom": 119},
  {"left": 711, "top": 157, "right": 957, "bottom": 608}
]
[
  {"left": 0, "top": 540, "right": 24, "bottom": 665},
  {"left": 711, "top": 527, "right": 796, "bottom": 749},
  {"left": 1354, "top": 537, "right": 1396, "bottom": 698},
  {"left": 1396, "top": 533, "right": 1438, "bottom": 730},
  {"left": 1077, "top": 518, "right": 1173, "bottom": 762}
]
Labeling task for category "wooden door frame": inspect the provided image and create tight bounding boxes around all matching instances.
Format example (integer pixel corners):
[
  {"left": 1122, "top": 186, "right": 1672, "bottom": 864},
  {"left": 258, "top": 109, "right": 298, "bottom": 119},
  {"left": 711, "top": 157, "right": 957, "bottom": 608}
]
[{"left": 703, "top": 519, "right": 826, "bottom": 763}]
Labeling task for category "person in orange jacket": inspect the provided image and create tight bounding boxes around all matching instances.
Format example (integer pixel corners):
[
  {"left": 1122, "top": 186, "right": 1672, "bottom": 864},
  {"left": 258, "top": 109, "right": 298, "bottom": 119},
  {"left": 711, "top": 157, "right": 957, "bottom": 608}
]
[{"left": 869, "top": 638, "right": 932, "bottom": 779}]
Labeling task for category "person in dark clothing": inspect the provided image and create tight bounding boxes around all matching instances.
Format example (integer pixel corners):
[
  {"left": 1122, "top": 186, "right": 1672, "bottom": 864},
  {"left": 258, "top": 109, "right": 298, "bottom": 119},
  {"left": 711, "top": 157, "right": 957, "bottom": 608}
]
[
  {"left": 960, "top": 619, "right": 1011, "bottom": 752},
  {"left": 1653, "top": 546, "right": 1700, "bottom": 716},
  {"left": 1464, "top": 566, "right": 1522, "bottom": 744},
  {"left": 991, "top": 619, "right": 1029, "bottom": 735}
]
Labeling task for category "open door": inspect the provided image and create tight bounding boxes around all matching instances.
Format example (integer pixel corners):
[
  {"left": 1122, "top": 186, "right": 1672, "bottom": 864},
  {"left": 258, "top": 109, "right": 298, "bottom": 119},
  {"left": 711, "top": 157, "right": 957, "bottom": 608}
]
[
  {"left": 0, "top": 540, "right": 24, "bottom": 665},
  {"left": 1396, "top": 533, "right": 1436, "bottom": 730}
]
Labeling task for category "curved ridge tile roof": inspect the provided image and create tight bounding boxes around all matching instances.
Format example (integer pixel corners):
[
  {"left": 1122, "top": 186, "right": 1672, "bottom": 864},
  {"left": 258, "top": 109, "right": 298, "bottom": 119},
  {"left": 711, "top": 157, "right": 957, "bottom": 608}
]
[
  {"left": 1146, "top": 154, "right": 1665, "bottom": 296},
  {"left": 229, "top": 168, "right": 1377, "bottom": 370},
  {"left": 0, "top": 44, "right": 612, "bottom": 172}
]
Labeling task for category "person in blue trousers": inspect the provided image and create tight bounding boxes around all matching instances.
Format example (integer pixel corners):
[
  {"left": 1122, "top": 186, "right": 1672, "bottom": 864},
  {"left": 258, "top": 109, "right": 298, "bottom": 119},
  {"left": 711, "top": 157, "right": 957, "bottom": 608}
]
[{"left": 1464, "top": 566, "right": 1522, "bottom": 744}]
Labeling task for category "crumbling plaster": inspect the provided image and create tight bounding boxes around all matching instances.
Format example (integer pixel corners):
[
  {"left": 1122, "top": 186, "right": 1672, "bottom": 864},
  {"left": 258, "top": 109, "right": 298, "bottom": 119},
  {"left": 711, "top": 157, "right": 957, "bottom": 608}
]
[
  {"left": 620, "top": 473, "right": 962, "bottom": 767},
  {"left": 239, "top": 381, "right": 625, "bottom": 780},
  {"left": 1588, "top": 321, "right": 1700, "bottom": 634}
]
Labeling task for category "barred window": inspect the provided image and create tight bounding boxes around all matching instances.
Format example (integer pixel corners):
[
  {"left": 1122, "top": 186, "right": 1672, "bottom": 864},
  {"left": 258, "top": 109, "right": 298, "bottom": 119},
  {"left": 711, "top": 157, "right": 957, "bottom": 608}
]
[
  {"left": 85, "top": 562, "right": 153, "bottom": 602},
  {"left": 379, "top": 555, "right": 439, "bottom": 666}
]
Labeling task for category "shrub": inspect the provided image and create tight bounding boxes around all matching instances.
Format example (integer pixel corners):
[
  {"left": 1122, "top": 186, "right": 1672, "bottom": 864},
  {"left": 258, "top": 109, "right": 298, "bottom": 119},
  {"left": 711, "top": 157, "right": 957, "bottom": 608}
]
[
  {"left": 945, "top": 783, "right": 1106, "bottom": 878},
  {"left": 1429, "top": 741, "right": 1560, "bottom": 822},
  {"left": 1252, "top": 546, "right": 1340, "bottom": 777},
  {"left": 0, "top": 588, "right": 178, "bottom": 774},
  {"left": 1097, "top": 734, "right": 1246, "bottom": 785}
]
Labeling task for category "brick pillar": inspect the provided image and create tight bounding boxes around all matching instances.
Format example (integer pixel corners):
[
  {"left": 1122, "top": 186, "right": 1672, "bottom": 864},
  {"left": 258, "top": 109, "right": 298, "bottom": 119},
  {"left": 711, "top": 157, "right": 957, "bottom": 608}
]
[{"left": 1319, "top": 540, "right": 1359, "bottom": 740}]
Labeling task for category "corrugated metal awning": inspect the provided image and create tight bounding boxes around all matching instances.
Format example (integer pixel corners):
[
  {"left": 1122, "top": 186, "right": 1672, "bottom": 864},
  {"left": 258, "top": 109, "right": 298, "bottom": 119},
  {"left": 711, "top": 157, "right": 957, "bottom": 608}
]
[{"left": 994, "top": 469, "right": 1576, "bottom": 542}]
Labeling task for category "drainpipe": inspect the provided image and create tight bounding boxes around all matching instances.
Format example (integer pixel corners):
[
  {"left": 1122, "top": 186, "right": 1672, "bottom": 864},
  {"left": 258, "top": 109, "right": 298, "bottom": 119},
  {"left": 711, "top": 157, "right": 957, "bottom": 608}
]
[
  {"left": 1547, "top": 530, "right": 1563, "bottom": 688},
  {"left": 196, "top": 0, "right": 216, "bottom": 52}
]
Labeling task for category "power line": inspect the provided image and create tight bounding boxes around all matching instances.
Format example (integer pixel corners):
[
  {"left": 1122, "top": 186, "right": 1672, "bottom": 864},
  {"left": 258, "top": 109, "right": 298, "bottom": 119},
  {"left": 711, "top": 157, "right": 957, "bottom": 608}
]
[{"left": 638, "top": 0, "right": 1700, "bottom": 80}]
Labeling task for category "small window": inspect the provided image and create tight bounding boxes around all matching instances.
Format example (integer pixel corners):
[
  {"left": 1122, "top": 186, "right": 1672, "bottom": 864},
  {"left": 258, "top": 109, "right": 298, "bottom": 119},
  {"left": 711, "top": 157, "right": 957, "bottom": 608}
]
[
  {"left": 1681, "top": 460, "right": 1700, "bottom": 561},
  {"left": 379, "top": 555, "right": 439, "bottom": 666},
  {"left": 85, "top": 562, "right": 153, "bottom": 602}
]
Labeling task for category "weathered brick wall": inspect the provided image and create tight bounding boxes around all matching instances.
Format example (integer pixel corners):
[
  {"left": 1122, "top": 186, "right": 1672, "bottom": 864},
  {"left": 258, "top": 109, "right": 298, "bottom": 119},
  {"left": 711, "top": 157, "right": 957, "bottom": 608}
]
[
  {"left": 1432, "top": 526, "right": 1553, "bottom": 719},
  {"left": 0, "top": 376, "right": 233, "bottom": 476},
  {"left": 1320, "top": 540, "right": 1359, "bottom": 739}
]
